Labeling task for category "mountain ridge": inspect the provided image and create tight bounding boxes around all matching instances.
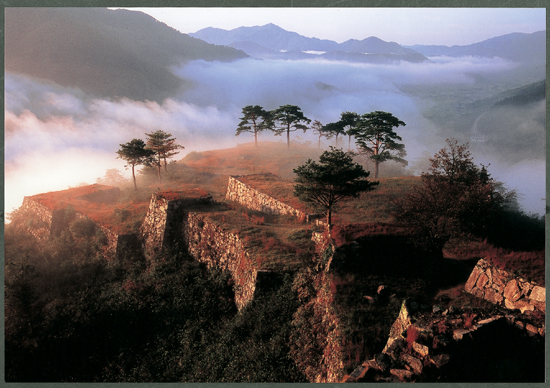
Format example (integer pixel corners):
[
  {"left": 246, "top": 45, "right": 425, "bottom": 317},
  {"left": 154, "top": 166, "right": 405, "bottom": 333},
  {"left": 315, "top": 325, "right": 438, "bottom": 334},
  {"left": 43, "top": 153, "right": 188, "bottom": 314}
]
[
  {"left": 5, "top": 8, "right": 248, "bottom": 102},
  {"left": 407, "top": 30, "right": 545, "bottom": 63},
  {"left": 191, "top": 24, "right": 544, "bottom": 62},
  {"left": 191, "top": 24, "right": 418, "bottom": 56}
]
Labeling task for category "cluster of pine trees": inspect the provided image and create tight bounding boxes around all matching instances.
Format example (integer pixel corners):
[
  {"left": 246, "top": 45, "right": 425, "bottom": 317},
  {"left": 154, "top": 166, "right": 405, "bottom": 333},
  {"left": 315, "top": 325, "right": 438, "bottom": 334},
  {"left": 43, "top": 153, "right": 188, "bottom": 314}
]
[
  {"left": 116, "top": 130, "right": 183, "bottom": 189},
  {"left": 236, "top": 105, "right": 406, "bottom": 178}
]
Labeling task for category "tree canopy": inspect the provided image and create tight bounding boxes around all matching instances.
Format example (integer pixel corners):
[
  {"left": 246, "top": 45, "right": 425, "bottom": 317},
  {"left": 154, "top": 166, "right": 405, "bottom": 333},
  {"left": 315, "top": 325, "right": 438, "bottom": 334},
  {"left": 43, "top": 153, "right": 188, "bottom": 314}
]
[
  {"left": 354, "top": 111, "right": 407, "bottom": 178},
  {"left": 294, "top": 147, "right": 378, "bottom": 232},
  {"left": 271, "top": 105, "right": 311, "bottom": 148},
  {"left": 322, "top": 121, "right": 346, "bottom": 148},
  {"left": 145, "top": 130, "right": 184, "bottom": 183},
  {"left": 340, "top": 111, "right": 360, "bottom": 150},
  {"left": 322, "top": 111, "right": 360, "bottom": 149},
  {"left": 393, "top": 138, "right": 511, "bottom": 256},
  {"left": 116, "top": 139, "right": 155, "bottom": 190},
  {"left": 236, "top": 105, "right": 273, "bottom": 147},
  {"left": 310, "top": 120, "right": 333, "bottom": 149}
]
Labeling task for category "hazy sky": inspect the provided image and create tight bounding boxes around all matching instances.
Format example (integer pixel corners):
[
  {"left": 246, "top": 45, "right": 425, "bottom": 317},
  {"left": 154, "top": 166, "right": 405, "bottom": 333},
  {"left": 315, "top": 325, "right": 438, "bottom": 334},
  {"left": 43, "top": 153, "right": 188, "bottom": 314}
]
[{"left": 119, "top": 7, "right": 546, "bottom": 46}]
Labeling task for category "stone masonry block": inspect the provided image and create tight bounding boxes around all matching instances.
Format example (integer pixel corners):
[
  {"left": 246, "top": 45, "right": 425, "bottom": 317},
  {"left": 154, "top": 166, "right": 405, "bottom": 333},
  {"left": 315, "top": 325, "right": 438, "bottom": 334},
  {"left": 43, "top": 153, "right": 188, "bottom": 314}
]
[
  {"left": 484, "top": 287, "right": 504, "bottom": 305},
  {"left": 530, "top": 286, "right": 546, "bottom": 303},
  {"left": 476, "top": 273, "right": 489, "bottom": 289},
  {"left": 504, "top": 279, "right": 522, "bottom": 302},
  {"left": 465, "top": 265, "right": 483, "bottom": 292}
]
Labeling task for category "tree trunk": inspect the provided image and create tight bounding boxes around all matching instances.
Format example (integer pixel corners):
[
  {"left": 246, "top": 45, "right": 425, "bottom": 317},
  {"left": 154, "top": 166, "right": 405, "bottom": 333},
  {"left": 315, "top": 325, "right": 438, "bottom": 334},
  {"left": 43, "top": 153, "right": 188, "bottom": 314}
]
[
  {"left": 287, "top": 128, "right": 290, "bottom": 149},
  {"left": 318, "top": 135, "right": 321, "bottom": 149},
  {"left": 326, "top": 208, "right": 332, "bottom": 236},
  {"left": 132, "top": 164, "right": 137, "bottom": 190},
  {"left": 255, "top": 131, "right": 258, "bottom": 147},
  {"left": 374, "top": 139, "right": 380, "bottom": 178},
  {"left": 157, "top": 154, "right": 162, "bottom": 183}
]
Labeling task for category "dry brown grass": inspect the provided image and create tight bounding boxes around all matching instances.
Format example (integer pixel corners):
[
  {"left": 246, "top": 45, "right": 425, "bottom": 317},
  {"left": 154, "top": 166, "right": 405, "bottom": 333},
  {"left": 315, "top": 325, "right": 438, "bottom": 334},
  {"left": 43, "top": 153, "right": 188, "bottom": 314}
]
[{"left": 445, "top": 238, "right": 544, "bottom": 285}]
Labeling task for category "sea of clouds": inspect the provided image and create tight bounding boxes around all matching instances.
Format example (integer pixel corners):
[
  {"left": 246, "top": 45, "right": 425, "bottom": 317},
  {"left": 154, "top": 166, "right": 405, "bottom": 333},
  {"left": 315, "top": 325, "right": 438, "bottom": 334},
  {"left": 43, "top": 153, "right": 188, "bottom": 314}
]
[{"left": 5, "top": 55, "right": 545, "bottom": 217}]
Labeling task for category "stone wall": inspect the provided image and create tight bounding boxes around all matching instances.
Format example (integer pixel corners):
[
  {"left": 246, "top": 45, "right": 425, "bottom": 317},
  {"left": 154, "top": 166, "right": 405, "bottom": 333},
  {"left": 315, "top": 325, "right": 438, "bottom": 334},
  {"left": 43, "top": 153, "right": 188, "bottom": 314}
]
[
  {"left": 140, "top": 194, "right": 172, "bottom": 256},
  {"left": 183, "top": 212, "right": 258, "bottom": 310},
  {"left": 21, "top": 196, "right": 135, "bottom": 260},
  {"left": 20, "top": 197, "right": 56, "bottom": 240},
  {"left": 465, "top": 258, "right": 545, "bottom": 313},
  {"left": 140, "top": 192, "right": 212, "bottom": 256},
  {"left": 139, "top": 191, "right": 289, "bottom": 310},
  {"left": 226, "top": 175, "right": 308, "bottom": 219},
  {"left": 346, "top": 299, "right": 545, "bottom": 382},
  {"left": 312, "top": 272, "right": 345, "bottom": 383}
]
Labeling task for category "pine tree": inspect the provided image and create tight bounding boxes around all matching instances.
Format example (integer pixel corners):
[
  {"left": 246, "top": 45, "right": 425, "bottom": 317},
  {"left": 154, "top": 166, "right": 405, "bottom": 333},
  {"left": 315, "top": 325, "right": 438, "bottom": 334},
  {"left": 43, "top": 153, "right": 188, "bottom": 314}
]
[
  {"left": 145, "top": 130, "right": 184, "bottom": 183},
  {"left": 294, "top": 147, "right": 378, "bottom": 233},
  {"left": 354, "top": 111, "right": 407, "bottom": 178},
  {"left": 116, "top": 139, "right": 155, "bottom": 190},
  {"left": 236, "top": 105, "right": 273, "bottom": 147},
  {"left": 271, "top": 105, "right": 311, "bottom": 149}
]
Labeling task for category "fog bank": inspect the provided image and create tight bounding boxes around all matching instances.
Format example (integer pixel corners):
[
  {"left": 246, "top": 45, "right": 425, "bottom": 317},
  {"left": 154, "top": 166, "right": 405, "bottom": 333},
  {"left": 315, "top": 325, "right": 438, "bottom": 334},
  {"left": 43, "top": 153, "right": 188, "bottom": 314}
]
[{"left": 5, "top": 55, "right": 545, "bottom": 217}]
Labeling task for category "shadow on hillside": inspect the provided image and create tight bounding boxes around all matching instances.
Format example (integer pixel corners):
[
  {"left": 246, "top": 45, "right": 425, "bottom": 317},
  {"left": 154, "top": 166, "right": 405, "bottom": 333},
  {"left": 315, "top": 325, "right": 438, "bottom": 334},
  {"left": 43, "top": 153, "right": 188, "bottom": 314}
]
[
  {"left": 429, "top": 319, "right": 545, "bottom": 382},
  {"left": 333, "top": 234, "right": 480, "bottom": 296}
]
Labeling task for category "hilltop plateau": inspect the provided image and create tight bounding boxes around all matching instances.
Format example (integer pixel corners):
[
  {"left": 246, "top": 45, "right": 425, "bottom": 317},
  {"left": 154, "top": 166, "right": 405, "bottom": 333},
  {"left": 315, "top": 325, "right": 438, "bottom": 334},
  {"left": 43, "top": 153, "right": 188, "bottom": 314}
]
[
  {"left": 4, "top": 7, "right": 545, "bottom": 383},
  {"left": 5, "top": 140, "right": 545, "bottom": 383}
]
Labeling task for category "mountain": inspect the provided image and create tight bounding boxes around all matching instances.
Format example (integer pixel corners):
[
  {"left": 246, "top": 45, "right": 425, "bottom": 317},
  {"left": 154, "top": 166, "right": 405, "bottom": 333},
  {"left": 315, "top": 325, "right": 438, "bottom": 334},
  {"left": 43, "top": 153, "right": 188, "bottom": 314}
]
[
  {"left": 408, "top": 31, "right": 545, "bottom": 64},
  {"left": 5, "top": 8, "right": 247, "bottom": 102},
  {"left": 191, "top": 24, "right": 428, "bottom": 63},
  {"left": 191, "top": 23, "right": 340, "bottom": 52},
  {"left": 339, "top": 36, "right": 416, "bottom": 55}
]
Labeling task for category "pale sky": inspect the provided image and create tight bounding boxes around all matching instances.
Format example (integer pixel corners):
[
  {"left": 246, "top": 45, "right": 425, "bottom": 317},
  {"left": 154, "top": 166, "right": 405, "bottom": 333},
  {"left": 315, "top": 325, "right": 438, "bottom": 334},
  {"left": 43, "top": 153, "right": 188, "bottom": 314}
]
[{"left": 119, "top": 7, "right": 546, "bottom": 46}]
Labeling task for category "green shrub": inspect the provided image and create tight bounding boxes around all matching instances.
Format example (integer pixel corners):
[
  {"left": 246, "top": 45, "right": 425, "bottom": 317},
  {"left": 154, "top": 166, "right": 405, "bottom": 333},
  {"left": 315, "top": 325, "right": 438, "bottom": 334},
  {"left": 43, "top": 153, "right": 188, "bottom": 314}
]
[
  {"left": 114, "top": 208, "right": 131, "bottom": 222},
  {"left": 69, "top": 217, "right": 97, "bottom": 238}
]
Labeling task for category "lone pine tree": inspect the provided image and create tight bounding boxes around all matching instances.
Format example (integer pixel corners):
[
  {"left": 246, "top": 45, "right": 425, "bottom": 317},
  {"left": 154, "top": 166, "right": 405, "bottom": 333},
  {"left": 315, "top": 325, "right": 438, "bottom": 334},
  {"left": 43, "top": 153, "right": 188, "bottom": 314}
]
[{"left": 294, "top": 147, "right": 378, "bottom": 233}]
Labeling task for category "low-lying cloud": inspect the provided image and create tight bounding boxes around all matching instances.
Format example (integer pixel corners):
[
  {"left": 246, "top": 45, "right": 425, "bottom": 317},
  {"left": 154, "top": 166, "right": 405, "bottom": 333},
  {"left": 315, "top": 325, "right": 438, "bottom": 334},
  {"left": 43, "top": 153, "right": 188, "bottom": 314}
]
[{"left": 5, "top": 55, "right": 545, "bottom": 217}]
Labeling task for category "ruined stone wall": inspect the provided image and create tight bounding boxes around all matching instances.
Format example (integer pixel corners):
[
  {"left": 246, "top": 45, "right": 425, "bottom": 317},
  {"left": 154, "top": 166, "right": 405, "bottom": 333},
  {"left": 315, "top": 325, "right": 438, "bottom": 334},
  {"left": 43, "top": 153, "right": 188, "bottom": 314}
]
[
  {"left": 312, "top": 272, "right": 345, "bottom": 383},
  {"left": 21, "top": 197, "right": 134, "bottom": 260},
  {"left": 20, "top": 197, "right": 55, "bottom": 240},
  {"left": 346, "top": 298, "right": 545, "bottom": 382},
  {"left": 226, "top": 176, "right": 308, "bottom": 219},
  {"left": 465, "top": 258, "right": 545, "bottom": 313},
  {"left": 183, "top": 212, "right": 258, "bottom": 310},
  {"left": 95, "top": 224, "right": 138, "bottom": 260},
  {"left": 140, "top": 193, "right": 213, "bottom": 256},
  {"left": 292, "top": 232, "right": 345, "bottom": 383},
  {"left": 140, "top": 194, "right": 170, "bottom": 256}
]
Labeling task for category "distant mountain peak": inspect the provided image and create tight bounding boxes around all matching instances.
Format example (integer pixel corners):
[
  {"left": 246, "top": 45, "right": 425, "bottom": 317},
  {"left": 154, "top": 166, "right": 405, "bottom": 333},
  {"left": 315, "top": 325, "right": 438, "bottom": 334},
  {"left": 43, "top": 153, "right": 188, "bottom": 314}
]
[{"left": 191, "top": 24, "right": 419, "bottom": 58}]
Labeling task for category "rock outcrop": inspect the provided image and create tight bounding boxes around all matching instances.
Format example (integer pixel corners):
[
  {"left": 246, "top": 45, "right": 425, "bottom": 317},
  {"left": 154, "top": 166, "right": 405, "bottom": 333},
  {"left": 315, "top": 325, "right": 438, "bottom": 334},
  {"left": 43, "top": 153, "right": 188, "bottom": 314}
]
[
  {"left": 465, "top": 258, "right": 545, "bottom": 313},
  {"left": 345, "top": 299, "right": 545, "bottom": 382}
]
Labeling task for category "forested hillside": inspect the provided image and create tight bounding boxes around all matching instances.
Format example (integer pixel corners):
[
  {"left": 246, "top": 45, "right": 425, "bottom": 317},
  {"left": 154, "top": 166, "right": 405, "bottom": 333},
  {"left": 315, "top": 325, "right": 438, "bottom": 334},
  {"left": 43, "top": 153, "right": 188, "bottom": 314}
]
[{"left": 5, "top": 8, "right": 246, "bottom": 101}]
